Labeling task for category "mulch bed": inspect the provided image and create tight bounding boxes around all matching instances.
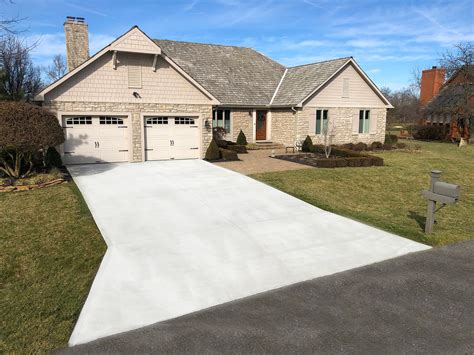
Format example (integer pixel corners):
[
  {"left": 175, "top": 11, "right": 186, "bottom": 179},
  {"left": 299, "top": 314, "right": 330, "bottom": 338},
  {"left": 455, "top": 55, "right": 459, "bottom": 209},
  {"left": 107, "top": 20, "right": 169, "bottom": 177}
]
[
  {"left": 0, "top": 167, "right": 72, "bottom": 193},
  {"left": 274, "top": 152, "right": 383, "bottom": 168}
]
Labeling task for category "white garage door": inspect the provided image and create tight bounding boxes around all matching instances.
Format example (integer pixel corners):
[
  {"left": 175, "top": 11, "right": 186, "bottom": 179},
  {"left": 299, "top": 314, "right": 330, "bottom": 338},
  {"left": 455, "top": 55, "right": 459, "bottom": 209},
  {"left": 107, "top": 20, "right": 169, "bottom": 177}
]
[
  {"left": 63, "top": 116, "right": 129, "bottom": 164},
  {"left": 144, "top": 116, "right": 200, "bottom": 160}
]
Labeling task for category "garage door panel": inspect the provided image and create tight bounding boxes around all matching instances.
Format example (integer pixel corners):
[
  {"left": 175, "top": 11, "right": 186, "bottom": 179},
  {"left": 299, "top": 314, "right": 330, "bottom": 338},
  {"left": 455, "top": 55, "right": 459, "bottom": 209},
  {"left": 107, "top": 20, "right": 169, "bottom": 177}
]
[
  {"left": 62, "top": 115, "right": 129, "bottom": 164},
  {"left": 144, "top": 116, "right": 200, "bottom": 161}
]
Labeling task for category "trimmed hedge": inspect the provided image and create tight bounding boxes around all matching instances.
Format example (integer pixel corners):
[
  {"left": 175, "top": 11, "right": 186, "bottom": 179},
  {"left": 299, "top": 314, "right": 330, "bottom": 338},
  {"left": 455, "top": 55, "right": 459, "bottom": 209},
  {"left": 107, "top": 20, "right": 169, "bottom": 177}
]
[
  {"left": 219, "top": 148, "right": 239, "bottom": 161},
  {"left": 44, "top": 147, "right": 62, "bottom": 168},
  {"left": 236, "top": 130, "right": 248, "bottom": 145},
  {"left": 385, "top": 134, "right": 398, "bottom": 144},
  {"left": 205, "top": 139, "right": 221, "bottom": 161},
  {"left": 226, "top": 144, "right": 248, "bottom": 154},
  {"left": 276, "top": 143, "right": 384, "bottom": 168},
  {"left": 302, "top": 135, "right": 314, "bottom": 152}
]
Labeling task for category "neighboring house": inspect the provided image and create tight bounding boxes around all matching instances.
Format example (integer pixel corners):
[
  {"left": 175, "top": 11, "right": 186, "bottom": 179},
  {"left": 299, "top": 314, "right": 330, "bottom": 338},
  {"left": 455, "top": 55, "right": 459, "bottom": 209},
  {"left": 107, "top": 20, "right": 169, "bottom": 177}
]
[
  {"left": 35, "top": 17, "right": 392, "bottom": 164},
  {"left": 421, "top": 66, "right": 473, "bottom": 141}
]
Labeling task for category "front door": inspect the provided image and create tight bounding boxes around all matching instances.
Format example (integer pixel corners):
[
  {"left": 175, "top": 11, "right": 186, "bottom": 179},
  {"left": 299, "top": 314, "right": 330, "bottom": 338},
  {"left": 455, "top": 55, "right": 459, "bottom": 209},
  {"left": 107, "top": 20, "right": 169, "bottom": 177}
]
[{"left": 256, "top": 110, "right": 267, "bottom": 140}]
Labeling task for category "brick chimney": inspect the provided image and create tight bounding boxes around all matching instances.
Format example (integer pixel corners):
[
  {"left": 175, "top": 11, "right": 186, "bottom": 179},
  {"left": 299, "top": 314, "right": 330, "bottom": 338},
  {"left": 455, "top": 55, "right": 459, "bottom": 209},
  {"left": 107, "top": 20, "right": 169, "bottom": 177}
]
[
  {"left": 64, "top": 16, "right": 89, "bottom": 71},
  {"left": 420, "top": 66, "right": 446, "bottom": 105}
]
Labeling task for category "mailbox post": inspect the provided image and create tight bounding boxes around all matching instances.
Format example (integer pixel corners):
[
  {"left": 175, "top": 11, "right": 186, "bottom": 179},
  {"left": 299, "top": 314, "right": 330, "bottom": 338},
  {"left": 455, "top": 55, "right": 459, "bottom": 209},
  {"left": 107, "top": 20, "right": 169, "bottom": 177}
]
[{"left": 422, "top": 170, "right": 460, "bottom": 234}]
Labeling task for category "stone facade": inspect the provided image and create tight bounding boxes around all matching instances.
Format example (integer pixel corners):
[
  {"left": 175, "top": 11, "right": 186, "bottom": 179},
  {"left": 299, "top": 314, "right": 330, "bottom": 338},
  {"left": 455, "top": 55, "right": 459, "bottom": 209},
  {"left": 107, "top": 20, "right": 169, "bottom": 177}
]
[
  {"left": 229, "top": 106, "right": 386, "bottom": 146},
  {"left": 298, "top": 106, "right": 386, "bottom": 145},
  {"left": 64, "top": 18, "right": 89, "bottom": 72},
  {"left": 43, "top": 101, "right": 213, "bottom": 162},
  {"left": 231, "top": 109, "right": 254, "bottom": 143},
  {"left": 270, "top": 109, "right": 297, "bottom": 146}
]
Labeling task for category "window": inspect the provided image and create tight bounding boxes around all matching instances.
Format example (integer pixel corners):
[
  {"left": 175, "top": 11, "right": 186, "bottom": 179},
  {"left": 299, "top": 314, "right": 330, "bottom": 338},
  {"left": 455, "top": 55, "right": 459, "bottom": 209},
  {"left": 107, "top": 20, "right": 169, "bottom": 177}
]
[
  {"left": 99, "top": 116, "right": 124, "bottom": 125},
  {"left": 342, "top": 78, "right": 349, "bottom": 98},
  {"left": 146, "top": 117, "right": 168, "bottom": 125},
  {"left": 315, "top": 110, "right": 328, "bottom": 134},
  {"left": 175, "top": 117, "right": 195, "bottom": 125},
  {"left": 65, "top": 116, "right": 92, "bottom": 125},
  {"left": 358, "top": 110, "right": 370, "bottom": 133},
  {"left": 212, "top": 109, "right": 231, "bottom": 133}
]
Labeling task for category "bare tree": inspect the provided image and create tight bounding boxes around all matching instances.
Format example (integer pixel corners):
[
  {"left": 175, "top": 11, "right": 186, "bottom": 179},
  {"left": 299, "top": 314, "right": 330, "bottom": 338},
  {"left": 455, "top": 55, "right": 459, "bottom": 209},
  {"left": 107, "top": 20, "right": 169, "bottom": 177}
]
[
  {"left": 409, "top": 66, "right": 422, "bottom": 95},
  {"left": 0, "top": 35, "right": 43, "bottom": 101},
  {"left": 1, "top": 1, "right": 26, "bottom": 37},
  {"left": 381, "top": 86, "right": 422, "bottom": 125},
  {"left": 438, "top": 42, "right": 473, "bottom": 145},
  {"left": 46, "top": 54, "right": 66, "bottom": 82},
  {"left": 439, "top": 42, "right": 473, "bottom": 80},
  {"left": 322, "top": 117, "right": 333, "bottom": 158}
]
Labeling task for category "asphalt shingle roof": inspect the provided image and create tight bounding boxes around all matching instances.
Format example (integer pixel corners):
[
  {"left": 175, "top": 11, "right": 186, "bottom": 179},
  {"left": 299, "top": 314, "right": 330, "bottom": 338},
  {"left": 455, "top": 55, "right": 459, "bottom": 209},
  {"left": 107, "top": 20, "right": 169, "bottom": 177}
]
[
  {"left": 424, "top": 83, "right": 474, "bottom": 113},
  {"left": 154, "top": 39, "right": 285, "bottom": 106},
  {"left": 155, "top": 39, "right": 352, "bottom": 106},
  {"left": 272, "top": 57, "right": 351, "bottom": 106}
]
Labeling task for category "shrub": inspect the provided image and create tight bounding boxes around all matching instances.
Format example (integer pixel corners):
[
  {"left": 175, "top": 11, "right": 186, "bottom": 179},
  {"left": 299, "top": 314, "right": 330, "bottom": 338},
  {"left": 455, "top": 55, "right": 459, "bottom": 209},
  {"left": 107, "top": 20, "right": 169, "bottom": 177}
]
[
  {"left": 385, "top": 134, "right": 398, "bottom": 144},
  {"left": 236, "top": 130, "right": 248, "bottom": 145},
  {"left": 353, "top": 142, "right": 368, "bottom": 151},
  {"left": 371, "top": 141, "right": 383, "bottom": 150},
  {"left": 219, "top": 148, "right": 239, "bottom": 161},
  {"left": 302, "top": 135, "right": 314, "bottom": 152},
  {"left": 0, "top": 102, "right": 64, "bottom": 178},
  {"left": 205, "top": 139, "right": 221, "bottom": 161},
  {"left": 226, "top": 144, "right": 248, "bottom": 154},
  {"left": 383, "top": 143, "right": 392, "bottom": 150},
  {"left": 246, "top": 143, "right": 259, "bottom": 150},
  {"left": 212, "top": 127, "right": 227, "bottom": 141},
  {"left": 215, "top": 139, "right": 228, "bottom": 148},
  {"left": 413, "top": 125, "right": 448, "bottom": 140},
  {"left": 341, "top": 143, "right": 354, "bottom": 150},
  {"left": 44, "top": 147, "right": 62, "bottom": 168},
  {"left": 371, "top": 156, "right": 384, "bottom": 166},
  {"left": 396, "top": 142, "right": 407, "bottom": 149}
]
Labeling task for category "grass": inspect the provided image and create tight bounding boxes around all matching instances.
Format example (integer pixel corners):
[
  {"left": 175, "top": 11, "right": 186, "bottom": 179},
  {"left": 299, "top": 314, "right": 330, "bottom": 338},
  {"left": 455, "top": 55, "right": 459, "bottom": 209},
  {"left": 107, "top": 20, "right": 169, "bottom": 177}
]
[
  {"left": 0, "top": 182, "right": 106, "bottom": 353},
  {"left": 252, "top": 140, "right": 474, "bottom": 246}
]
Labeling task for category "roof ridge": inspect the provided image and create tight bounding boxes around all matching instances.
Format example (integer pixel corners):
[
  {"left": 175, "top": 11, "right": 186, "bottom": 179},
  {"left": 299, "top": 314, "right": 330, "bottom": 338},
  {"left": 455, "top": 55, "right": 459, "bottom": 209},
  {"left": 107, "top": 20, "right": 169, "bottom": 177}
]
[
  {"left": 154, "top": 38, "right": 251, "bottom": 50},
  {"left": 288, "top": 56, "right": 352, "bottom": 69}
]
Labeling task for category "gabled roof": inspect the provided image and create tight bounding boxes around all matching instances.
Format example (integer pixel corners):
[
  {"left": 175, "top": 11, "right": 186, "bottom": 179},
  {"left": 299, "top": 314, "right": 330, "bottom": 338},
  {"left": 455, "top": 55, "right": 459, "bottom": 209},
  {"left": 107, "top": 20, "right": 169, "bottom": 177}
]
[
  {"left": 155, "top": 39, "right": 285, "bottom": 106},
  {"left": 35, "top": 27, "right": 219, "bottom": 103},
  {"left": 36, "top": 26, "right": 391, "bottom": 108},
  {"left": 424, "top": 83, "right": 474, "bottom": 113},
  {"left": 271, "top": 57, "right": 351, "bottom": 106}
]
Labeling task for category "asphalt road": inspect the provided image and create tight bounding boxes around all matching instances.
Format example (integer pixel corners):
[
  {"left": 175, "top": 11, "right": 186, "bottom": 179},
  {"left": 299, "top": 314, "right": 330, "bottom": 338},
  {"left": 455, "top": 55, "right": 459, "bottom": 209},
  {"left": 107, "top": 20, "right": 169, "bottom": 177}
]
[{"left": 59, "top": 241, "right": 474, "bottom": 354}]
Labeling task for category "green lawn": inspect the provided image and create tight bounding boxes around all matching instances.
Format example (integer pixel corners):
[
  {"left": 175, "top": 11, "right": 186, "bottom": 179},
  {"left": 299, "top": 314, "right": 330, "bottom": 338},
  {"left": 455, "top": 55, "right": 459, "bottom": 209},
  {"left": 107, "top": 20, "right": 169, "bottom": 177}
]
[
  {"left": 252, "top": 141, "right": 474, "bottom": 246},
  {"left": 0, "top": 183, "right": 106, "bottom": 353}
]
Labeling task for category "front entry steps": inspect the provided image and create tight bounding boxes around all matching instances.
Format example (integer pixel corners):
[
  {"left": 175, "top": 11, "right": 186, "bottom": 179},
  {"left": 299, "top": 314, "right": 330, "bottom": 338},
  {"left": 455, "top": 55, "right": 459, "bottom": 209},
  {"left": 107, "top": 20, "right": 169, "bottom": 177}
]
[{"left": 254, "top": 141, "right": 285, "bottom": 150}]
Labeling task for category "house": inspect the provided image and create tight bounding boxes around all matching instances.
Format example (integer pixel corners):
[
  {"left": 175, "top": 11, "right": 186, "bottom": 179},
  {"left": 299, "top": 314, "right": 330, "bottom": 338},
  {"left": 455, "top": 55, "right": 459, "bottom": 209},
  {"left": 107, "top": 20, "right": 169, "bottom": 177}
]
[
  {"left": 35, "top": 17, "right": 392, "bottom": 164},
  {"left": 420, "top": 66, "right": 473, "bottom": 141}
]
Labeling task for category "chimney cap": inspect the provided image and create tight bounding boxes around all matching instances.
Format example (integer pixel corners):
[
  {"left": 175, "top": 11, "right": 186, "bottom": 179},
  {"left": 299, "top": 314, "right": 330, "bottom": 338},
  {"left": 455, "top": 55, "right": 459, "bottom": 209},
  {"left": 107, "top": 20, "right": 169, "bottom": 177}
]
[
  {"left": 432, "top": 66, "right": 437, "bottom": 69},
  {"left": 65, "top": 16, "right": 86, "bottom": 24}
]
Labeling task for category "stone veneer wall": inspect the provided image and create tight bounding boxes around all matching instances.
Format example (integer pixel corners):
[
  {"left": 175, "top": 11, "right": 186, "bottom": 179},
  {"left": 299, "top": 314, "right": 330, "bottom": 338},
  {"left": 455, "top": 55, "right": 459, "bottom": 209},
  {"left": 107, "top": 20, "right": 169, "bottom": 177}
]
[
  {"left": 231, "top": 109, "right": 254, "bottom": 143},
  {"left": 297, "top": 106, "right": 387, "bottom": 145},
  {"left": 43, "top": 101, "right": 213, "bottom": 162},
  {"left": 270, "top": 109, "right": 297, "bottom": 146}
]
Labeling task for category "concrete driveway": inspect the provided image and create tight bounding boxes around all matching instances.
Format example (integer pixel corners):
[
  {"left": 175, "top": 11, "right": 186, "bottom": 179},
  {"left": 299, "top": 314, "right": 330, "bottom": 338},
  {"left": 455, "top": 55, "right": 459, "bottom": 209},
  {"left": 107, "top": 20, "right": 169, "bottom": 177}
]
[{"left": 68, "top": 160, "right": 429, "bottom": 346}]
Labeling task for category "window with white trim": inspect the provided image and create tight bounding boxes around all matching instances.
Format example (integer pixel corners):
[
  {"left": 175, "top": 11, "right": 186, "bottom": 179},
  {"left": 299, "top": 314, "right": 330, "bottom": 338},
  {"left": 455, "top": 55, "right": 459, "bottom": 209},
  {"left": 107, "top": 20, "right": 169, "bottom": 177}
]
[
  {"left": 212, "top": 109, "right": 231, "bottom": 133},
  {"left": 65, "top": 116, "right": 92, "bottom": 125},
  {"left": 99, "top": 116, "right": 124, "bottom": 125},
  {"left": 358, "top": 110, "right": 370, "bottom": 133},
  {"left": 315, "top": 110, "right": 328, "bottom": 134},
  {"left": 175, "top": 117, "right": 195, "bottom": 125},
  {"left": 146, "top": 117, "right": 168, "bottom": 125}
]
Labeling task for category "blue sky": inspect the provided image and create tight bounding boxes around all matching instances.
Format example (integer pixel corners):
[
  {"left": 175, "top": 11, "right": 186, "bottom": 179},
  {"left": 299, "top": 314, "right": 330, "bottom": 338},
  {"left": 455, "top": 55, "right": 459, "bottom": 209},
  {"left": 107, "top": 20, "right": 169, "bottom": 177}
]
[{"left": 3, "top": 0, "right": 473, "bottom": 89}]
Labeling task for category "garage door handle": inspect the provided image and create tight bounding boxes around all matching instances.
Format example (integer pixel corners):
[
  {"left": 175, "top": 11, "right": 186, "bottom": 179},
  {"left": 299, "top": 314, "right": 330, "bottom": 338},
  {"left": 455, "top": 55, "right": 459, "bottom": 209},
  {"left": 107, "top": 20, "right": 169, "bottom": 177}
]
[
  {"left": 190, "top": 126, "right": 198, "bottom": 128},
  {"left": 170, "top": 140, "right": 174, "bottom": 146},
  {"left": 118, "top": 126, "right": 128, "bottom": 128},
  {"left": 190, "top": 147, "right": 199, "bottom": 150},
  {"left": 119, "top": 150, "right": 128, "bottom": 152},
  {"left": 95, "top": 142, "right": 100, "bottom": 148}
]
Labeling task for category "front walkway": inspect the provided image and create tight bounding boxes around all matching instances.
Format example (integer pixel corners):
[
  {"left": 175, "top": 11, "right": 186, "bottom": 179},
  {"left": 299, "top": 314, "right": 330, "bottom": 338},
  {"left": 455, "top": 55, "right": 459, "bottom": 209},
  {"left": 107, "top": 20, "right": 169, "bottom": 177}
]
[
  {"left": 67, "top": 160, "right": 429, "bottom": 346},
  {"left": 213, "top": 148, "right": 311, "bottom": 174}
]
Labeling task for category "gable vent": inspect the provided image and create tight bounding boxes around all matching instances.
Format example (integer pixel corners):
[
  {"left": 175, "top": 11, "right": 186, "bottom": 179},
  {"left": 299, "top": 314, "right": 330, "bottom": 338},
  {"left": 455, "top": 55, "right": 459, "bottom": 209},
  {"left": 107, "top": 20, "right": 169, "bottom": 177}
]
[{"left": 128, "top": 59, "right": 142, "bottom": 88}]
